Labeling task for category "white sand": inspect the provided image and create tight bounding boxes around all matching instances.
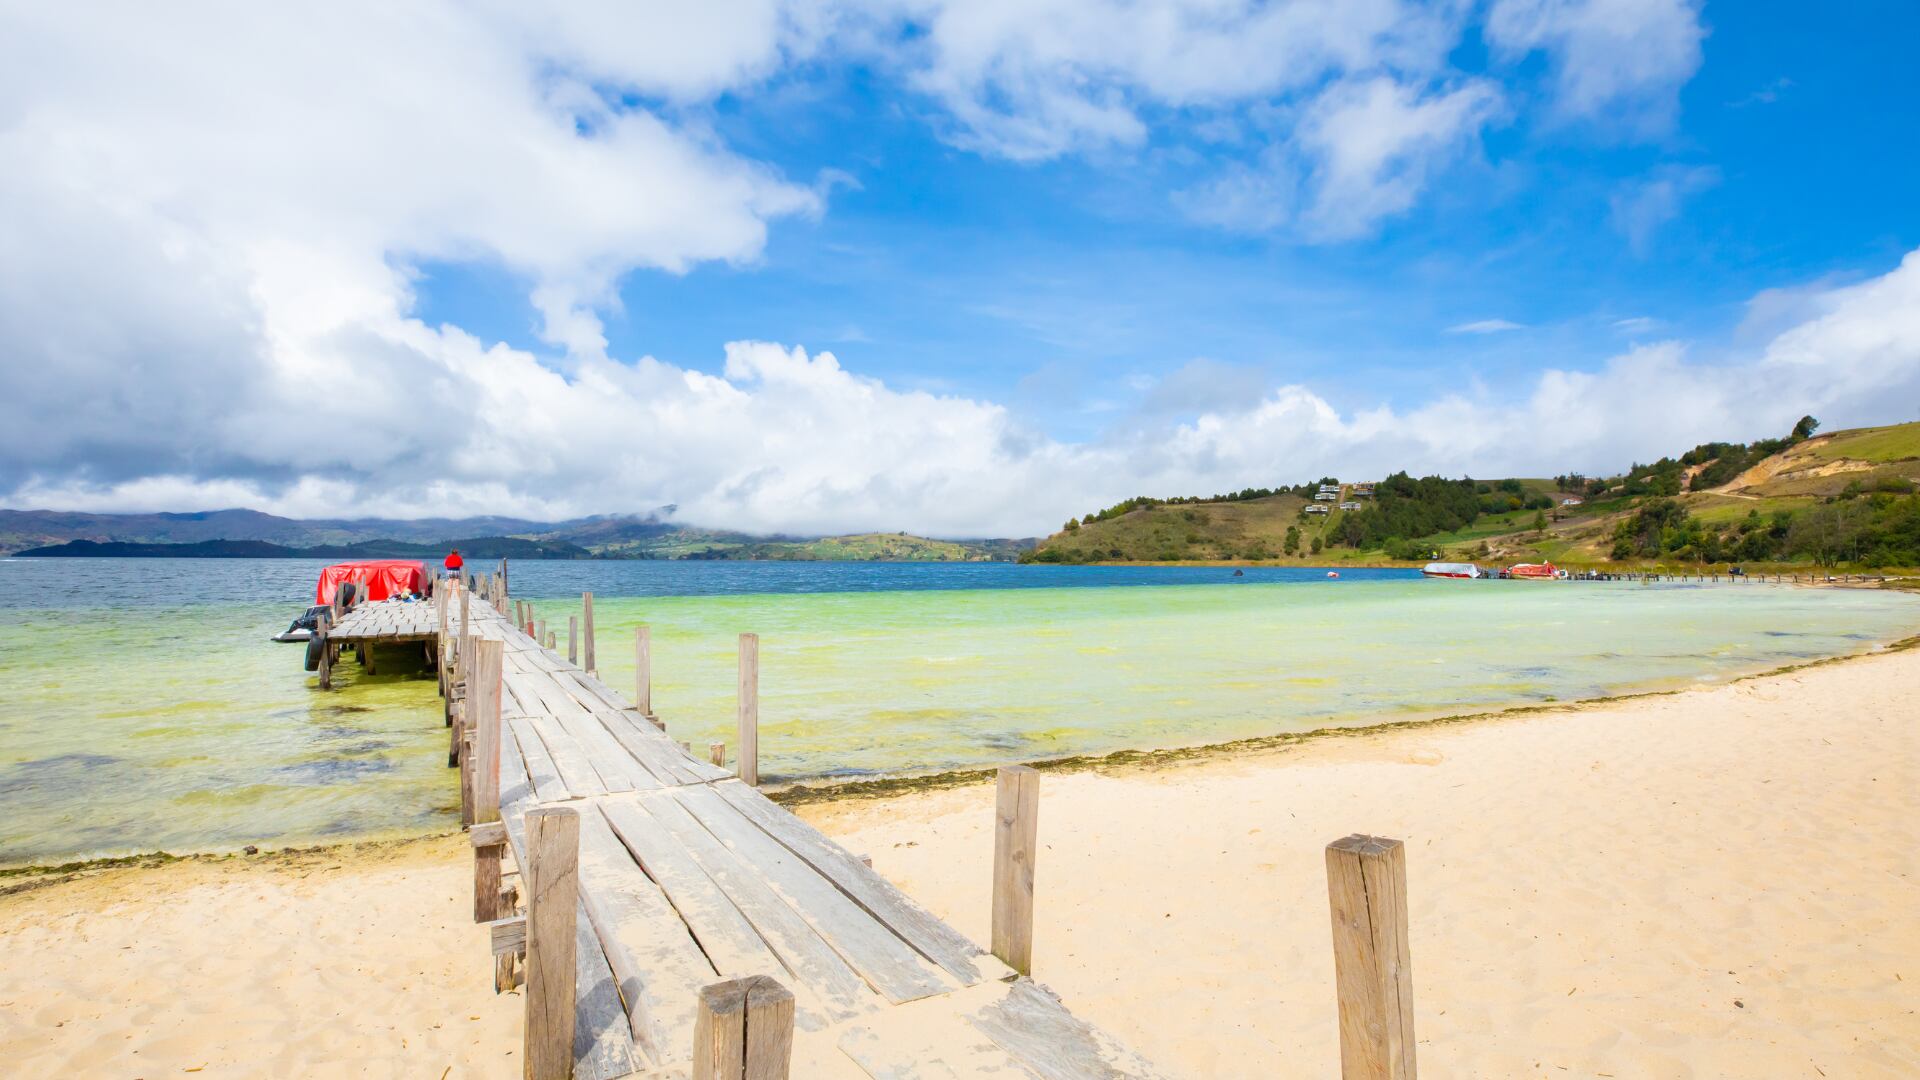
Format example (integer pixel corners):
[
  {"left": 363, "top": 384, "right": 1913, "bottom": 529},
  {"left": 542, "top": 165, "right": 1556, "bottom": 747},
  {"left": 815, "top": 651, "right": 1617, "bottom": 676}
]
[
  {"left": 0, "top": 835, "right": 521, "bottom": 1078},
  {"left": 2, "top": 645, "right": 1915, "bottom": 1077},
  {"left": 803, "top": 645, "right": 1920, "bottom": 1078}
]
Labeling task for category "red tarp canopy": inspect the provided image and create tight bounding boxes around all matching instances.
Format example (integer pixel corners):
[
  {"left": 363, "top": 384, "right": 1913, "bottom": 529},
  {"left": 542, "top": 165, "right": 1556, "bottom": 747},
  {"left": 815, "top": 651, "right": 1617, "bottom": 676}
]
[{"left": 315, "top": 560, "right": 427, "bottom": 605}]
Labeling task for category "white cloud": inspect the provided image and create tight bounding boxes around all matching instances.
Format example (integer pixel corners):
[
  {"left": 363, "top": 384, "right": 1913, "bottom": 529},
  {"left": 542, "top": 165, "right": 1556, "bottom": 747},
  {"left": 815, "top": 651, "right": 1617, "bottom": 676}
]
[
  {"left": 11, "top": 250, "right": 1920, "bottom": 538},
  {"left": 1179, "top": 76, "right": 1501, "bottom": 238},
  {"left": 1485, "top": 0, "right": 1705, "bottom": 135},
  {"left": 1448, "top": 319, "right": 1526, "bottom": 334},
  {"left": 1609, "top": 164, "right": 1718, "bottom": 254}
]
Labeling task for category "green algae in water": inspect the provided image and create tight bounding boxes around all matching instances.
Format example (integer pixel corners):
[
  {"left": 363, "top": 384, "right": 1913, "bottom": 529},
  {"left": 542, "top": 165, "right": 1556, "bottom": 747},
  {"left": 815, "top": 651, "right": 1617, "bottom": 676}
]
[{"left": 3, "top": 570, "right": 1918, "bottom": 865}]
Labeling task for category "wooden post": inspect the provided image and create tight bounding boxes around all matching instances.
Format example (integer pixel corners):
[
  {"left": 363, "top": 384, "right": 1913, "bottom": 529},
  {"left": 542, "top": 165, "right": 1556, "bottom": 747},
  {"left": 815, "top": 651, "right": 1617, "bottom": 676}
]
[
  {"left": 568, "top": 615, "right": 579, "bottom": 666},
  {"left": 459, "top": 586, "right": 471, "bottom": 671},
  {"left": 473, "top": 820, "right": 507, "bottom": 923},
  {"left": 738, "top": 633, "right": 760, "bottom": 786},
  {"left": 1326, "top": 834, "right": 1415, "bottom": 1080},
  {"left": 537, "top": 618, "right": 546, "bottom": 647},
  {"left": 501, "top": 557, "right": 509, "bottom": 600},
  {"left": 635, "top": 625, "right": 652, "bottom": 716},
  {"left": 472, "top": 639, "right": 504, "bottom": 825},
  {"left": 582, "top": 591, "right": 596, "bottom": 674},
  {"left": 991, "top": 764, "right": 1040, "bottom": 975},
  {"left": 692, "top": 975, "right": 795, "bottom": 1080},
  {"left": 316, "top": 611, "right": 333, "bottom": 691},
  {"left": 524, "top": 807, "right": 579, "bottom": 1080},
  {"left": 709, "top": 742, "right": 726, "bottom": 768}
]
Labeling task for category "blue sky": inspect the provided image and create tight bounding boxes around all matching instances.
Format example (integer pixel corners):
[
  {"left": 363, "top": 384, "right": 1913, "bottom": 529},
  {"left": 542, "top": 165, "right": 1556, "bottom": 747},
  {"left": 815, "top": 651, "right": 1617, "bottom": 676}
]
[
  {"left": 416, "top": 1, "right": 1918, "bottom": 442},
  {"left": 4, "top": 2, "right": 1919, "bottom": 534}
]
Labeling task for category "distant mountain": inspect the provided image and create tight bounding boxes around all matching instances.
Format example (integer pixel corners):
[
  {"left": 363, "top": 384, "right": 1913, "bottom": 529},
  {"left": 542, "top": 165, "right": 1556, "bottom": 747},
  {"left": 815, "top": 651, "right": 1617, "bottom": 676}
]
[
  {"left": 0, "top": 508, "right": 1033, "bottom": 562},
  {"left": 14, "top": 536, "right": 592, "bottom": 560}
]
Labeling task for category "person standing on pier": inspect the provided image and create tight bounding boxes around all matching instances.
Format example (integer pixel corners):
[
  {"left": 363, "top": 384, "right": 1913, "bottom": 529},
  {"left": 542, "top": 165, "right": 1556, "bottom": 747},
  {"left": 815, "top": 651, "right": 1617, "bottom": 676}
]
[{"left": 443, "top": 548, "right": 463, "bottom": 582}]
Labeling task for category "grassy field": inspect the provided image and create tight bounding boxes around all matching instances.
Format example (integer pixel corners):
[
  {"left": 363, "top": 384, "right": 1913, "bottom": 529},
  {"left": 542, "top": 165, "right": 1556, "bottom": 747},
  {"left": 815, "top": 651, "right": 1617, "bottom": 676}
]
[{"left": 1805, "top": 424, "right": 1920, "bottom": 463}]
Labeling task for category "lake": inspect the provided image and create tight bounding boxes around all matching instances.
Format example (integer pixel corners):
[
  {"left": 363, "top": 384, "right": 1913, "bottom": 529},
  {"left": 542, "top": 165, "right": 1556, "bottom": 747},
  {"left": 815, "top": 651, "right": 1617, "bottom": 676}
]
[{"left": 2, "top": 557, "right": 1915, "bottom": 865}]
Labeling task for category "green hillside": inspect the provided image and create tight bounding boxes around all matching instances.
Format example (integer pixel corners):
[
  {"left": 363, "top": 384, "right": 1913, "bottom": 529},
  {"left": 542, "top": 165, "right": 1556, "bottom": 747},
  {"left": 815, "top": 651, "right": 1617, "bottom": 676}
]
[{"left": 1026, "top": 418, "right": 1920, "bottom": 571}]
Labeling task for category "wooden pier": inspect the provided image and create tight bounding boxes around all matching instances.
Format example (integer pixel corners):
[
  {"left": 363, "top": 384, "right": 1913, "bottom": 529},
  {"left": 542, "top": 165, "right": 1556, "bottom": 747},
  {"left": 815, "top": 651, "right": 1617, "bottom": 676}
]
[{"left": 324, "top": 574, "right": 1166, "bottom": 1079}]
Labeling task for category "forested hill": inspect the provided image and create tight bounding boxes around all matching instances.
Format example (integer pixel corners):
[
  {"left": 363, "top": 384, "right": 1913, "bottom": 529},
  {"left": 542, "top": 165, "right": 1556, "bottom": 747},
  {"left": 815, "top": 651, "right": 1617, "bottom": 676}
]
[{"left": 1023, "top": 418, "right": 1920, "bottom": 570}]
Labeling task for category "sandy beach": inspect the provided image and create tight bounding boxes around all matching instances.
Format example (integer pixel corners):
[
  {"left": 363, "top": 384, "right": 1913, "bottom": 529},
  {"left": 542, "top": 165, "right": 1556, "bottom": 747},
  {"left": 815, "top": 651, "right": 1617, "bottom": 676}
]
[{"left": 2, "top": 643, "right": 1916, "bottom": 1077}]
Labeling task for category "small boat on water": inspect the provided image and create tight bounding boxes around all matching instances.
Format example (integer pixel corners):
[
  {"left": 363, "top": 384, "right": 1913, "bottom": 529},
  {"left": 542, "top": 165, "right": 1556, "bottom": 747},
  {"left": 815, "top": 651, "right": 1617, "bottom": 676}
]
[
  {"left": 1503, "top": 561, "right": 1568, "bottom": 580},
  {"left": 1421, "top": 561, "right": 1486, "bottom": 579}
]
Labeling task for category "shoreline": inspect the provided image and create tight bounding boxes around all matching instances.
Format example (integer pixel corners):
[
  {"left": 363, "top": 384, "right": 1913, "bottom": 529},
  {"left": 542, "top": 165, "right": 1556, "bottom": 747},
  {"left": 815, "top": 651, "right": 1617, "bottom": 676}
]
[
  {"left": 5, "top": 623, "right": 1917, "bottom": 1075},
  {"left": 10, "top": 630, "right": 1916, "bottom": 877}
]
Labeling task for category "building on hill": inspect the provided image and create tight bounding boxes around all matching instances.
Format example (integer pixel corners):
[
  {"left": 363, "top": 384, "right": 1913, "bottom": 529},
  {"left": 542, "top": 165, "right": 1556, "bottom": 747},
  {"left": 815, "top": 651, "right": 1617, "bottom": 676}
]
[
  {"left": 1305, "top": 504, "right": 1331, "bottom": 515},
  {"left": 1338, "top": 501, "right": 1361, "bottom": 511},
  {"left": 1351, "top": 483, "right": 1375, "bottom": 497},
  {"left": 1561, "top": 497, "right": 1584, "bottom": 507},
  {"left": 1314, "top": 491, "right": 1337, "bottom": 501},
  {"left": 1317, "top": 483, "right": 1341, "bottom": 494}
]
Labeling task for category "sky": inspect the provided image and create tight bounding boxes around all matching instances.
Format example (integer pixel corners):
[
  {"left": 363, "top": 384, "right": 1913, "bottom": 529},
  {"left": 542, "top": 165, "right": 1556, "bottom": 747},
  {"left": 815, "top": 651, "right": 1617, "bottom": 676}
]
[{"left": 1, "top": 1, "right": 1917, "bottom": 538}]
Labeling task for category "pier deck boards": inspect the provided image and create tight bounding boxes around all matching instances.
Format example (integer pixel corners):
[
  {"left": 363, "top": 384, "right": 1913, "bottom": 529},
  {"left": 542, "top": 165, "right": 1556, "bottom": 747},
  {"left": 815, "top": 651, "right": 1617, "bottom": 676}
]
[
  {"left": 339, "top": 593, "right": 1162, "bottom": 1079},
  {"left": 326, "top": 598, "right": 439, "bottom": 642}
]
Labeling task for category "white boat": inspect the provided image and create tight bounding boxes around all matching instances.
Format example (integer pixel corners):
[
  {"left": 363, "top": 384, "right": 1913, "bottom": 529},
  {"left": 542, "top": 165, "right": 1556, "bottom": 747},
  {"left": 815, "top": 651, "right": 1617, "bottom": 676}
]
[{"left": 1421, "top": 561, "right": 1484, "bottom": 579}]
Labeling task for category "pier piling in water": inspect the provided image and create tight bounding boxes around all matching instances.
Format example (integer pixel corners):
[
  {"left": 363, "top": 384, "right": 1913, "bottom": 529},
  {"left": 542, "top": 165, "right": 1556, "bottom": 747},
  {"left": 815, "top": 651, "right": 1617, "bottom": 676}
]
[
  {"left": 738, "top": 633, "right": 760, "bottom": 786},
  {"left": 582, "top": 591, "right": 596, "bottom": 675},
  {"left": 636, "top": 625, "right": 652, "bottom": 718}
]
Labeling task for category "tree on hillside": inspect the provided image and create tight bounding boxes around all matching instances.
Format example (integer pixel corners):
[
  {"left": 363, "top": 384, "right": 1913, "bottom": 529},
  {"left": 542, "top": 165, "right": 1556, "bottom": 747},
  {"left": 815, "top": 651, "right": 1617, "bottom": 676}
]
[
  {"left": 1792, "top": 415, "right": 1820, "bottom": 441},
  {"left": 1283, "top": 525, "right": 1300, "bottom": 555},
  {"left": 1531, "top": 510, "right": 1547, "bottom": 533}
]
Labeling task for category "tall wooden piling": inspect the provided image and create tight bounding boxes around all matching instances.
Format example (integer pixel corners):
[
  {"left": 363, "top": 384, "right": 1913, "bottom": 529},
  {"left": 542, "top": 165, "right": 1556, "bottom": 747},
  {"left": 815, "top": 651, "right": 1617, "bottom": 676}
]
[
  {"left": 568, "top": 615, "right": 579, "bottom": 666},
  {"left": 524, "top": 807, "right": 580, "bottom": 1080},
  {"left": 738, "top": 633, "right": 760, "bottom": 786},
  {"left": 471, "top": 639, "right": 503, "bottom": 825},
  {"left": 582, "top": 591, "right": 596, "bottom": 674},
  {"left": 316, "top": 610, "right": 333, "bottom": 691},
  {"left": 693, "top": 975, "right": 795, "bottom": 1080},
  {"left": 1326, "top": 834, "right": 1415, "bottom": 1080},
  {"left": 635, "top": 625, "right": 653, "bottom": 716},
  {"left": 991, "top": 764, "right": 1040, "bottom": 976}
]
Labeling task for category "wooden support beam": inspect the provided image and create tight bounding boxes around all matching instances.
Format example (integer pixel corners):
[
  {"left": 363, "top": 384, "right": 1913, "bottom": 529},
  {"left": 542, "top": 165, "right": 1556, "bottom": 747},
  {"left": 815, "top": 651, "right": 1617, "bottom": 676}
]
[
  {"left": 635, "top": 625, "right": 652, "bottom": 716},
  {"left": 582, "top": 591, "right": 596, "bottom": 674},
  {"left": 991, "top": 764, "right": 1040, "bottom": 976},
  {"left": 1325, "top": 834, "right": 1416, "bottom": 1080},
  {"left": 471, "top": 821, "right": 508, "bottom": 848},
  {"left": 525, "top": 807, "right": 580, "bottom": 1080},
  {"left": 568, "top": 615, "right": 579, "bottom": 666},
  {"left": 489, "top": 914, "right": 528, "bottom": 957},
  {"left": 738, "top": 632, "right": 760, "bottom": 786},
  {"left": 692, "top": 975, "right": 795, "bottom": 1080},
  {"left": 709, "top": 742, "right": 726, "bottom": 768},
  {"left": 316, "top": 611, "right": 333, "bottom": 691},
  {"left": 472, "top": 639, "right": 504, "bottom": 826}
]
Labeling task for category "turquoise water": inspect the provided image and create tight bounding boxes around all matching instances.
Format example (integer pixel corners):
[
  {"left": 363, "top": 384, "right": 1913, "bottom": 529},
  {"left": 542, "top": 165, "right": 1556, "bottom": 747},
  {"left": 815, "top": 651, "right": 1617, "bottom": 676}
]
[{"left": 2, "top": 559, "right": 1915, "bottom": 865}]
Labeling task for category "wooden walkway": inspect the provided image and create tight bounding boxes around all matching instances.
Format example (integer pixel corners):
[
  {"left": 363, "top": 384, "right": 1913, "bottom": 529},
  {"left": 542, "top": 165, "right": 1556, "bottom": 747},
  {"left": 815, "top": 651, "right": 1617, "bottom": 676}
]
[{"left": 331, "top": 584, "right": 1165, "bottom": 1079}]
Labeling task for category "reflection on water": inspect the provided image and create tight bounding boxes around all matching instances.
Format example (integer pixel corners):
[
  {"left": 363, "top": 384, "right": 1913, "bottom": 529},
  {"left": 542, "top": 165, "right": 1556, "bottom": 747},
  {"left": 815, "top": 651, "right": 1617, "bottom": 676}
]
[{"left": 2, "top": 558, "right": 1916, "bottom": 864}]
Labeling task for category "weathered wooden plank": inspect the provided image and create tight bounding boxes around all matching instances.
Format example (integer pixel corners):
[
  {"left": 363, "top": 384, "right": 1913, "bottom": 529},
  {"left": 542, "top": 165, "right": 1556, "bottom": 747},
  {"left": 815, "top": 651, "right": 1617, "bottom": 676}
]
[
  {"left": 597, "top": 710, "right": 712, "bottom": 787},
  {"left": 837, "top": 1016, "right": 1039, "bottom": 1079},
  {"left": 969, "top": 980, "right": 1166, "bottom": 1080},
  {"left": 676, "top": 784, "right": 956, "bottom": 1004},
  {"left": 550, "top": 709, "right": 644, "bottom": 793},
  {"left": 576, "top": 806, "right": 718, "bottom": 1065},
  {"left": 509, "top": 716, "right": 572, "bottom": 803},
  {"left": 527, "top": 713, "right": 612, "bottom": 797},
  {"left": 711, "top": 781, "right": 1000, "bottom": 986},
  {"left": 642, "top": 790, "right": 872, "bottom": 1021}
]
